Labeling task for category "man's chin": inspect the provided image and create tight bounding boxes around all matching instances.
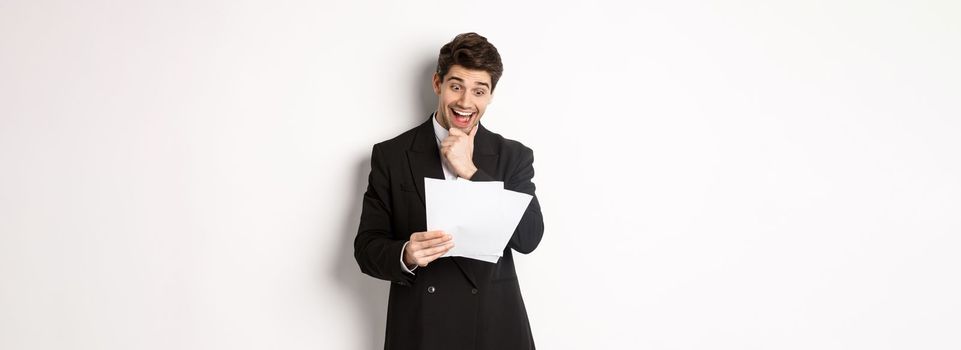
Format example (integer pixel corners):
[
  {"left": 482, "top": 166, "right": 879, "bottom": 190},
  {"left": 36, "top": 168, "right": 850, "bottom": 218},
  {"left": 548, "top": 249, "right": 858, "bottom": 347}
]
[{"left": 457, "top": 121, "right": 479, "bottom": 135}]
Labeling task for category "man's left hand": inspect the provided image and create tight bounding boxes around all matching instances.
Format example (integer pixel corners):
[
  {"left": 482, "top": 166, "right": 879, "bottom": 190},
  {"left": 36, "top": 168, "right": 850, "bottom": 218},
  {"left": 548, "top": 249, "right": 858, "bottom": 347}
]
[{"left": 440, "top": 125, "right": 479, "bottom": 179}]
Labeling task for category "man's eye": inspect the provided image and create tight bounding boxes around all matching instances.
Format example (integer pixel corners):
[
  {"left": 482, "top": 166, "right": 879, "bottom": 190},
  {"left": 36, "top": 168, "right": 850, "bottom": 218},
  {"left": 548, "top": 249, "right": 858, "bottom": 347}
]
[
  {"left": 451, "top": 85, "right": 461, "bottom": 91},
  {"left": 474, "top": 90, "right": 486, "bottom": 96}
]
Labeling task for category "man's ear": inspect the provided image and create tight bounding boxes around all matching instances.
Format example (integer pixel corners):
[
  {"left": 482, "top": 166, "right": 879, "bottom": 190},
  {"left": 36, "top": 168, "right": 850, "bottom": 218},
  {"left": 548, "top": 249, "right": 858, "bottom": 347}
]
[{"left": 432, "top": 73, "right": 442, "bottom": 95}]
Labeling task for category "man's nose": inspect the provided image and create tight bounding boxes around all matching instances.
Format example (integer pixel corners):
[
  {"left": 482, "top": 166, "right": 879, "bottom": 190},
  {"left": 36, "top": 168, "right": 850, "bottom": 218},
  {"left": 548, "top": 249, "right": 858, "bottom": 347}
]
[{"left": 456, "top": 91, "right": 471, "bottom": 106}]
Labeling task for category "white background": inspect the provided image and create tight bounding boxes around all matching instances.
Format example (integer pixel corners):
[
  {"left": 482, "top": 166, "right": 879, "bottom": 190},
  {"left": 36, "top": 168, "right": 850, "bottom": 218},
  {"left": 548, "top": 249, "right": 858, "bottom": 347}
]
[{"left": 2, "top": 1, "right": 960, "bottom": 349}]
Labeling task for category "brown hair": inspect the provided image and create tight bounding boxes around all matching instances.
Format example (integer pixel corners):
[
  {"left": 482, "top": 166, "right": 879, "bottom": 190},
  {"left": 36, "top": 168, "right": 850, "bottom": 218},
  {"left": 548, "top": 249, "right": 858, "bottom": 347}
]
[{"left": 436, "top": 32, "right": 503, "bottom": 91}]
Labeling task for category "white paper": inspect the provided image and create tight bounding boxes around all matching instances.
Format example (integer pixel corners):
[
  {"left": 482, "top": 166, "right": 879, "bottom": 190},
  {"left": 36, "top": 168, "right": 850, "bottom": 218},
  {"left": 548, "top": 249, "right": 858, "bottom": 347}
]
[{"left": 424, "top": 177, "right": 533, "bottom": 263}]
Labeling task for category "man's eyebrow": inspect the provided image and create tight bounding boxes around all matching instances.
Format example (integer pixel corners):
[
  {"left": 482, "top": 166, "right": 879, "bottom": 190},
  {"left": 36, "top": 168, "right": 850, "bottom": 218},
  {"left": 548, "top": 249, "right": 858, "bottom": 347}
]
[{"left": 445, "top": 76, "right": 490, "bottom": 89}]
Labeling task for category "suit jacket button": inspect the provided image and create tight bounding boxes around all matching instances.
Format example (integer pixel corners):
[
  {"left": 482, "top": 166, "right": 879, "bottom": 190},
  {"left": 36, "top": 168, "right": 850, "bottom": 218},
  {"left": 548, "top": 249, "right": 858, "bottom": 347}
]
[
  {"left": 471, "top": 288, "right": 478, "bottom": 295},
  {"left": 427, "top": 286, "right": 436, "bottom": 294}
]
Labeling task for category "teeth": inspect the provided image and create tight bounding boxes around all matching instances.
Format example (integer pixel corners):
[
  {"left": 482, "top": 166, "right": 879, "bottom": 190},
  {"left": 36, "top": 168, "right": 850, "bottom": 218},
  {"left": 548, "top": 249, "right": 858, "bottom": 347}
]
[{"left": 453, "top": 109, "right": 473, "bottom": 116}]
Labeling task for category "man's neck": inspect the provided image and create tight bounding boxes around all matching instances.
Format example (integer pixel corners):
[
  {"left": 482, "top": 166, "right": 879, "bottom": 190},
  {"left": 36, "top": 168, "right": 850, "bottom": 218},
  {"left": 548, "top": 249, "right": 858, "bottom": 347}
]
[{"left": 433, "top": 110, "right": 447, "bottom": 129}]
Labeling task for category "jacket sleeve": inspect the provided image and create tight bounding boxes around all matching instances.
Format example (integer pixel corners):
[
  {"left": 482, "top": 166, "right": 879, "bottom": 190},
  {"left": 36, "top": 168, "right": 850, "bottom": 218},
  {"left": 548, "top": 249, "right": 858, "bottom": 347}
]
[
  {"left": 472, "top": 146, "right": 544, "bottom": 254},
  {"left": 354, "top": 144, "right": 415, "bottom": 284}
]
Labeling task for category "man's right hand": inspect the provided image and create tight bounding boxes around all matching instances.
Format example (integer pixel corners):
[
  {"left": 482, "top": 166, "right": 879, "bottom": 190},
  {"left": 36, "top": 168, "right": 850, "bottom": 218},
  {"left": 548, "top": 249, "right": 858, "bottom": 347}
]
[{"left": 404, "top": 230, "right": 454, "bottom": 268}]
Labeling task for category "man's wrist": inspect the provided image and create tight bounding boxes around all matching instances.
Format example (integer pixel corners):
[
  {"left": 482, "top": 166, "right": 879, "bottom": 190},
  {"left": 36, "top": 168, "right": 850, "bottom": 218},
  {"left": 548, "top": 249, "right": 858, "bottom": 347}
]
[{"left": 403, "top": 248, "right": 414, "bottom": 267}]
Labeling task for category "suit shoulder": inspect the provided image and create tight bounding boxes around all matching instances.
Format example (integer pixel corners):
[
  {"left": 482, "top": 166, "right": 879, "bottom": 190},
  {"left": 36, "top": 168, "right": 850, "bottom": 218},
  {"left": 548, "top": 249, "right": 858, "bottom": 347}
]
[
  {"left": 487, "top": 129, "right": 533, "bottom": 157},
  {"left": 504, "top": 137, "right": 533, "bottom": 156},
  {"left": 371, "top": 123, "right": 423, "bottom": 154}
]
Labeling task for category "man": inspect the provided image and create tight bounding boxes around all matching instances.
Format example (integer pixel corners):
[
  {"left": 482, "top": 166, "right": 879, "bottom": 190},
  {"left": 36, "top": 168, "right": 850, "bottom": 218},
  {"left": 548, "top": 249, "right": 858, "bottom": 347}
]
[{"left": 354, "top": 32, "right": 545, "bottom": 350}]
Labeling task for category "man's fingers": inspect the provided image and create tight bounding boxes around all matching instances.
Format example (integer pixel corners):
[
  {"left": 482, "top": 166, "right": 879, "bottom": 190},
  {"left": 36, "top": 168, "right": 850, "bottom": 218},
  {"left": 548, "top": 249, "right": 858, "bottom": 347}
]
[
  {"left": 416, "top": 241, "right": 454, "bottom": 257},
  {"left": 408, "top": 231, "right": 454, "bottom": 266},
  {"left": 422, "top": 230, "right": 446, "bottom": 239},
  {"left": 414, "top": 235, "right": 453, "bottom": 251},
  {"left": 415, "top": 242, "right": 455, "bottom": 266},
  {"left": 412, "top": 230, "right": 446, "bottom": 241},
  {"left": 416, "top": 234, "right": 452, "bottom": 249},
  {"left": 441, "top": 136, "right": 462, "bottom": 147},
  {"left": 417, "top": 251, "right": 450, "bottom": 266}
]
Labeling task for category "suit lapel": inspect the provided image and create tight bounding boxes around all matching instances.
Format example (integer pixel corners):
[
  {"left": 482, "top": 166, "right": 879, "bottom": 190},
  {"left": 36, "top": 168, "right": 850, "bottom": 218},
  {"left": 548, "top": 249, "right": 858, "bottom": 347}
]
[
  {"left": 472, "top": 120, "right": 499, "bottom": 178},
  {"left": 406, "top": 119, "right": 443, "bottom": 207}
]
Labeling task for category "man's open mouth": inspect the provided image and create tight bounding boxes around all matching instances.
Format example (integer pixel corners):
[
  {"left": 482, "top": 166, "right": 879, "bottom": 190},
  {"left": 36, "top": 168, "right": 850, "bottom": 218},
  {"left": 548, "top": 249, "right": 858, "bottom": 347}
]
[{"left": 450, "top": 108, "right": 475, "bottom": 126}]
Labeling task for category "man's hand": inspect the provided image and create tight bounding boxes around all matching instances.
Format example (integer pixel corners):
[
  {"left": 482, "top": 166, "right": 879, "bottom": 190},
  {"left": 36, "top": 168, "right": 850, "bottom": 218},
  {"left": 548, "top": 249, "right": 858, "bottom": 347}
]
[
  {"left": 404, "top": 230, "right": 454, "bottom": 268},
  {"left": 440, "top": 126, "right": 479, "bottom": 179}
]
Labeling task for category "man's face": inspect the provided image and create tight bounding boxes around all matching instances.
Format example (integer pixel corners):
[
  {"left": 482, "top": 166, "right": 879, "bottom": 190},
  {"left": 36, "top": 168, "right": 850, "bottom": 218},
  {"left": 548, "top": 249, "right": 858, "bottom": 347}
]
[{"left": 432, "top": 65, "right": 494, "bottom": 134}]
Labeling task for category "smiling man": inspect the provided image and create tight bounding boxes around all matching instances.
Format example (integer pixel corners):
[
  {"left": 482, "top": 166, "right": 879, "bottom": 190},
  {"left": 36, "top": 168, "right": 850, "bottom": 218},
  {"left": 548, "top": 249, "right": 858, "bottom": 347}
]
[{"left": 354, "top": 33, "right": 545, "bottom": 350}]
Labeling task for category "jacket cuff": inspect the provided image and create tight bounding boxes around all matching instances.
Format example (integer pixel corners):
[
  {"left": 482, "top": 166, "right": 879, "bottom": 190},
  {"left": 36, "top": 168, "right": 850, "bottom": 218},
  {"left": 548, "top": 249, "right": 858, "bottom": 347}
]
[
  {"left": 468, "top": 168, "right": 495, "bottom": 182},
  {"left": 388, "top": 239, "right": 416, "bottom": 286}
]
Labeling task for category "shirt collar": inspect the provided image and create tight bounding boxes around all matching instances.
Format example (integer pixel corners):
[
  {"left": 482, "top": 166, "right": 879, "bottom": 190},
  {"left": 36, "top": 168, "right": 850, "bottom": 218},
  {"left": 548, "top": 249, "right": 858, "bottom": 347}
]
[{"left": 431, "top": 111, "right": 449, "bottom": 147}]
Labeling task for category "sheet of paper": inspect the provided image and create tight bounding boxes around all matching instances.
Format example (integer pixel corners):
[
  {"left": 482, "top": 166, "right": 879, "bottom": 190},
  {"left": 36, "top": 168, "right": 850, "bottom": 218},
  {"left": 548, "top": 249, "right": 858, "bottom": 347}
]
[{"left": 424, "top": 178, "right": 533, "bottom": 263}]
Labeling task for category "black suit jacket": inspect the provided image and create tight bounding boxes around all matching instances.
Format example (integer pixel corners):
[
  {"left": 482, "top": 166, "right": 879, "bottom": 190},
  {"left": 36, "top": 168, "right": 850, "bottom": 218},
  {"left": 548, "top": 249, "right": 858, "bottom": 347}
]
[{"left": 354, "top": 116, "right": 544, "bottom": 350}]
